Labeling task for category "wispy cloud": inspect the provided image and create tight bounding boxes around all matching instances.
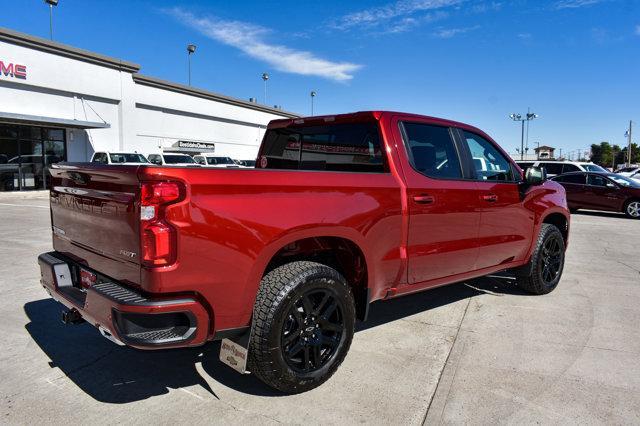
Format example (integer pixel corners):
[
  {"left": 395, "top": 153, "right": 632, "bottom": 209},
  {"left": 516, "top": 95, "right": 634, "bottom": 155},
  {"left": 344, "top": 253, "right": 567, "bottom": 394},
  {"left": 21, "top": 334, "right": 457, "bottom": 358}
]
[
  {"left": 554, "top": 0, "right": 606, "bottom": 9},
  {"left": 166, "top": 8, "right": 361, "bottom": 82},
  {"left": 332, "top": 0, "right": 465, "bottom": 31},
  {"left": 433, "top": 25, "right": 480, "bottom": 38}
]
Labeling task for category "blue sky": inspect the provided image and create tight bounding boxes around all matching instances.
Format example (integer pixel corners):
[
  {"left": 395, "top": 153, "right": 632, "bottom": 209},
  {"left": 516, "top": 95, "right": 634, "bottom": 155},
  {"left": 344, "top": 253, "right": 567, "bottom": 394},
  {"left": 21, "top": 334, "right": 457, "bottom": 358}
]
[{"left": 1, "top": 0, "right": 638, "bottom": 157}]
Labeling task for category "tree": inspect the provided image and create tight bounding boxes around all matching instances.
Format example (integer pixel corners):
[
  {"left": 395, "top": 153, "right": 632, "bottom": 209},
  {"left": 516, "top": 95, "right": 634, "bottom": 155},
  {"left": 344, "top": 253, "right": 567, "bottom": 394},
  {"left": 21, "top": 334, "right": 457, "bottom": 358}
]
[{"left": 588, "top": 141, "right": 637, "bottom": 169}]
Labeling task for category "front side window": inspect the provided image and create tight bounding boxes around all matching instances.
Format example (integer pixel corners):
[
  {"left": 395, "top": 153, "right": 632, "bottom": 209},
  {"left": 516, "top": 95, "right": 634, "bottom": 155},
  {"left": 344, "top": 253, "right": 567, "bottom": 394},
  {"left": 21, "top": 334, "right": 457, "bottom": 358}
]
[
  {"left": 462, "top": 131, "right": 514, "bottom": 181},
  {"left": 260, "top": 122, "right": 385, "bottom": 172},
  {"left": 92, "top": 153, "right": 106, "bottom": 163},
  {"left": 587, "top": 174, "right": 611, "bottom": 187},
  {"left": 402, "top": 123, "right": 462, "bottom": 179}
]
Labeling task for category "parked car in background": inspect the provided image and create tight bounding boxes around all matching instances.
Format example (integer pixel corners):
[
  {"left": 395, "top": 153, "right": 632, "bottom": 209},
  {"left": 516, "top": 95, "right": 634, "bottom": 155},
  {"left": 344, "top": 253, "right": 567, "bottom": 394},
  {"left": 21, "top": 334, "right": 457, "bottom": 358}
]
[
  {"left": 147, "top": 153, "right": 198, "bottom": 166},
  {"left": 615, "top": 166, "right": 640, "bottom": 177},
  {"left": 193, "top": 154, "right": 242, "bottom": 168},
  {"left": 39, "top": 111, "right": 569, "bottom": 393},
  {"left": 91, "top": 152, "right": 149, "bottom": 165},
  {"left": 517, "top": 160, "right": 607, "bottom": 177},
  {"left": 551, "top": 171, "right": 640, "bottom": 218},
  {"left": 239, "top": 160, "right": 256, "bottom": 167}
]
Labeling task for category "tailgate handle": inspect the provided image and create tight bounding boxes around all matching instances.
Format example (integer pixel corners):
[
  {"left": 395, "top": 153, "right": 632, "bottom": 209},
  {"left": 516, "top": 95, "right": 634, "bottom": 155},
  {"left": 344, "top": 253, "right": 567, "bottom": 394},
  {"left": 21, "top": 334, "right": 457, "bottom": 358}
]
[
  {"left": 413, "top": 195, "right": 435, "bottom": 204},
  {"left": 481, "top": 194, "right": 498, "bottom": 202}
]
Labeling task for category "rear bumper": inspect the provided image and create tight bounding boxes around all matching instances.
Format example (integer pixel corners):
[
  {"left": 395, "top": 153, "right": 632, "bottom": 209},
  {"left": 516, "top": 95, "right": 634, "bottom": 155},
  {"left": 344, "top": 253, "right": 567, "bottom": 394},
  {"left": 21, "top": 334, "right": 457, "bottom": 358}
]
[{"left": 38, "top": 252, "right": 210, "bottom": 349}]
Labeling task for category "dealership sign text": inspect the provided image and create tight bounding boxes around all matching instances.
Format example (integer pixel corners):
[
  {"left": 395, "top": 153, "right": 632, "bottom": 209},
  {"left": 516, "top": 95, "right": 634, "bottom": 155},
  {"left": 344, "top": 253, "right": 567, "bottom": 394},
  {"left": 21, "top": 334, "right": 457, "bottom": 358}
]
[{"left": 0, "top": 60, "right": 27, "bottom": 79}]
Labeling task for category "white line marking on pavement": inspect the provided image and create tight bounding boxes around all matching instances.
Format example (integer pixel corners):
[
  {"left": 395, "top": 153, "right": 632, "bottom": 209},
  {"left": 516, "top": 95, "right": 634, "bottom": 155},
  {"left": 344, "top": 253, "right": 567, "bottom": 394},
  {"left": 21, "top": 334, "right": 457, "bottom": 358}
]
[
  {"left": 180, "top": 387, "right": 205, "bottom": 400},
  {"left": 0, "top": 203, "right": 48, "bottom": 209}
]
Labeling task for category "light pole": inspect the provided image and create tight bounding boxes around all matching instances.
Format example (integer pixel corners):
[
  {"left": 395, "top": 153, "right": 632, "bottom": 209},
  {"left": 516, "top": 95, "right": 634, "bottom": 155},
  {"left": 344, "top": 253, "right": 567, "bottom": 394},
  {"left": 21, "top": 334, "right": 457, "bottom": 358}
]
[
  {"left": 310, "top": 91, "right": 316, "bottom": 115},
  {"left": 510, "top": 111, "right": 539, "bottom": 160},
  {"left": 187, "top": 44, "right": 196, "bottom": 86},
  {"left": 262, "top": 73, "right": 269, "bottom": 104},
  {"left": 45, "top": 0, "right": 58, "bottom": 41}
]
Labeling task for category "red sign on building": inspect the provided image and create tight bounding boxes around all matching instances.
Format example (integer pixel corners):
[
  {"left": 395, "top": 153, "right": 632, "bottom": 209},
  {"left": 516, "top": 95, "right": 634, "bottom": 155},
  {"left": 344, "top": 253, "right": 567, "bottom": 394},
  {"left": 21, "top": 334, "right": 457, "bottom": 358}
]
[{"left": 0, "top": 61, "right": 27, "bottom": 79}]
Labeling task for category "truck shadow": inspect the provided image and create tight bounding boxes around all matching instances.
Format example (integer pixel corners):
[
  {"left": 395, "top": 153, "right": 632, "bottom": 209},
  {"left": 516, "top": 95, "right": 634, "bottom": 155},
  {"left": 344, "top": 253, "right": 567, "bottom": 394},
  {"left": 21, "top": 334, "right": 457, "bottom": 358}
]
[{"left": 23, "top": 275, "right": 527, "bottom": 402}]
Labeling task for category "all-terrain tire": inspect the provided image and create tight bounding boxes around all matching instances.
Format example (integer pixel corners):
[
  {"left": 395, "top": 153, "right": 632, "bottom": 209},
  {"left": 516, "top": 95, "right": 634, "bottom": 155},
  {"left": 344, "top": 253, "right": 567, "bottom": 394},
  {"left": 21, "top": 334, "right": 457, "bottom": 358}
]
[
  {"left": 515, "top": 224, "right": 565, "bottom": 295},
  {"left": 248, "top": 261, "right": 355, "bottom": 394}
]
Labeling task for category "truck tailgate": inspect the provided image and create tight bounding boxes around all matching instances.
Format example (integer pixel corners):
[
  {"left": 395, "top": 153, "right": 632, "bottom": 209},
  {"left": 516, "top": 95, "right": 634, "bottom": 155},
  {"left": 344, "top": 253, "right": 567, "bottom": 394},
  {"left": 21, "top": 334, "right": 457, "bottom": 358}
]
[{"left": 49, "top": 164, "right": 141, "bottom": 286}]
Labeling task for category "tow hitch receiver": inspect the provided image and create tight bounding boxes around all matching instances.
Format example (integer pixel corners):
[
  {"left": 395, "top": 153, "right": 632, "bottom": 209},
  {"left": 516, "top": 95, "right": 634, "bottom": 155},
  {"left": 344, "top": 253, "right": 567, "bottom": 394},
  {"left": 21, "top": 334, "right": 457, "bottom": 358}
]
[
  {"left": 219, "top": 335, "right": 250, "bottom": 374},
  {"left": 61, "top": 308, "right": 85, "bottom": 325}
]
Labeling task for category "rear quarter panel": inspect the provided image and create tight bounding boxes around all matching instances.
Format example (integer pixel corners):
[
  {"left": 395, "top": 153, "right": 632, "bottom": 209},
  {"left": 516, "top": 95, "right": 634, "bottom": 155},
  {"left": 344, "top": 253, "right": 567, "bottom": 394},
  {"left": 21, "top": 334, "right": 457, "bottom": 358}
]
[{"left": 138, "top": 166, "right": 403, "bottom": 332}]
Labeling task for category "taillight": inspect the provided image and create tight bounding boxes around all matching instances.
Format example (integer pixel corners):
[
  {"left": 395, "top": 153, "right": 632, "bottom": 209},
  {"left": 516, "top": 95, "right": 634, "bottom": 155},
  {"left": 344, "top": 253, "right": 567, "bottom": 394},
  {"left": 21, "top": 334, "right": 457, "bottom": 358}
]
[{"left": 140, "top": 181, "right": 183, "bottom": 267}]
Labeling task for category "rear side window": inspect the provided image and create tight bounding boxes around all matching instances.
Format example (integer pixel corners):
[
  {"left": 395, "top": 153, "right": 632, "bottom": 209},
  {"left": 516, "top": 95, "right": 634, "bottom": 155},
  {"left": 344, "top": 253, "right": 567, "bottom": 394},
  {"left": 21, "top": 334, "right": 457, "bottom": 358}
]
[
  {"left": 401, "top": 123, "right": 462, "bottom": 179},
  {"left": 462, "top": 131, "right": 514, "bottom": 181},
  {"left": 542, "top": 162, "right": 564, "bottom": 175},
  {"left": 562, "top": 164, "right": 581, "bottom": 173},
  {"left": 555, "top": 174, "right": 586, "bottom": 184},
  {"left": 260, "top": 122, "right": 385, "bottom": 172}
]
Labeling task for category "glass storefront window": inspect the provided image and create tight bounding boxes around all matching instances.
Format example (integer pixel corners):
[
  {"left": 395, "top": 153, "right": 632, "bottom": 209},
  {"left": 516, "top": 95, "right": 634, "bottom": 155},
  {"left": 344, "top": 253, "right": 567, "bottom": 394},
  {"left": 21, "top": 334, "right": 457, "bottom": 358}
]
[{"left": 0, "top": 124, "right": 66, "bottom": 191}]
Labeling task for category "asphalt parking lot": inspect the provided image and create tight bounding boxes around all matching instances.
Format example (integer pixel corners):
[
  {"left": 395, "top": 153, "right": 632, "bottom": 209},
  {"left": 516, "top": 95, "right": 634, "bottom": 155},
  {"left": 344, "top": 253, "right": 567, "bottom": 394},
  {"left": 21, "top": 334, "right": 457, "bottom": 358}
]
[{"left": 1, "top": 191, "right": 639, "bottom": 425}]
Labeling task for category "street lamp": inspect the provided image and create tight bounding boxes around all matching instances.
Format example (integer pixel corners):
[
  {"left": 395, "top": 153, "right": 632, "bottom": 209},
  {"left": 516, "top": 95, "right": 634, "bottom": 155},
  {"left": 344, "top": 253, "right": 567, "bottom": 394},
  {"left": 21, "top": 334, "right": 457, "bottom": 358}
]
[
  {"left": 262, "top": 73, "right": 269, "bottom": 104},
  {"left": 310, "top": 90, "right": 316, "bottom": 115},
  {"left": 187, "top": 44, "right": 196, "bottom": 86},
  {"left": 44, "top": 0, "right": 58, "bottom": 41},
  {"left": 509, "top": 111, "right": 539, "bottom": 160}
]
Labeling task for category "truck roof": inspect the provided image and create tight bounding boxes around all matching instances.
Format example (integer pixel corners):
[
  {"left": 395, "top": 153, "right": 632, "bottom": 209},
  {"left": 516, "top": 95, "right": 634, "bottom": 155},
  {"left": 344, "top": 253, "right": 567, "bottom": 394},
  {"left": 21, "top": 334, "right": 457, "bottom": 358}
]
[{"left": 267, "top": 111, "right": 487, "bottom": 136}]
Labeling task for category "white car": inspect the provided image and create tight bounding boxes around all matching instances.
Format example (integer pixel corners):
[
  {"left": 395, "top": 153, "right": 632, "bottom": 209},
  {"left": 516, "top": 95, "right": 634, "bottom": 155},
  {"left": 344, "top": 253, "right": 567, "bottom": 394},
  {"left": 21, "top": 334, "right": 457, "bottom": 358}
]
[
  {"left": 516, "top": 160, "right": 607, "bottom": 177},
  {"left": 615, "top": 166, "right": 640, "bottom": 177},
  {"left": 147, "top": 153, "right": 199, "bottom": 166},
  {"left": 91, "top": 152, "right": 149, "bottom": 165},
  {"left": 193, "top": 155, "right": 243, "bottom": 168}
]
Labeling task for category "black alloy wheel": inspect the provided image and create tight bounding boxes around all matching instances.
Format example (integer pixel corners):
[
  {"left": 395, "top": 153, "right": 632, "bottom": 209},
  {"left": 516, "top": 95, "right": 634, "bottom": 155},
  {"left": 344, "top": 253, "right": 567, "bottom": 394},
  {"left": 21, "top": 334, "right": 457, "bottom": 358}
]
[
  {"left": 540, "top": 234, "right": 563, "bottom": 286},
  {"left": 281, "top": 288, "right": 344, "bottom": 373}
]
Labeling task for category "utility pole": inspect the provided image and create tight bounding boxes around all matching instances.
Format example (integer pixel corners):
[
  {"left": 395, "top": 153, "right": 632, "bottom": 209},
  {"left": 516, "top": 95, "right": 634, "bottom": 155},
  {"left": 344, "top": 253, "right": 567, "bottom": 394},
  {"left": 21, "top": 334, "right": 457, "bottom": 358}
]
[
  {"left": 559, "top": 148, "right": 562, "bottom": 160},
  {"left": 310, "top": 91, "right": 316, "bottom": 115}
]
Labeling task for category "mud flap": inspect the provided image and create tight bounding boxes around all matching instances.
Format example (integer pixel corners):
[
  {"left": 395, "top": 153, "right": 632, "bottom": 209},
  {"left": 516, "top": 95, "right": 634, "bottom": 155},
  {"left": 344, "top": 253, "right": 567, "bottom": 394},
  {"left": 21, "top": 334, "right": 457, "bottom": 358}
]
[{"left": 219, "top": 332, "right": 251, "bottom": 374}]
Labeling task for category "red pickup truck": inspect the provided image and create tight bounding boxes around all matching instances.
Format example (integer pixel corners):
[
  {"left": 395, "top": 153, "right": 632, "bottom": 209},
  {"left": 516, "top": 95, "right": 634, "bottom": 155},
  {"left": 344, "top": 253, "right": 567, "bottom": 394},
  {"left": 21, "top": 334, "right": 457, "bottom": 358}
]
[{"left": 38, "top": 111, "right": 569, "bottom": 393}]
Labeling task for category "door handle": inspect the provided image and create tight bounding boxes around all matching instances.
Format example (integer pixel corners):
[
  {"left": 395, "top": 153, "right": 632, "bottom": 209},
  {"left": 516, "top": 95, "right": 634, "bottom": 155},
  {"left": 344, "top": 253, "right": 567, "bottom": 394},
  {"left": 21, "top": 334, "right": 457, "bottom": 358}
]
[
  {"left": 413, "top": 195, "right": 435, "bottom": 204},
  {"left": 481, "top": 194, "right": 498, "bottom": 202}
]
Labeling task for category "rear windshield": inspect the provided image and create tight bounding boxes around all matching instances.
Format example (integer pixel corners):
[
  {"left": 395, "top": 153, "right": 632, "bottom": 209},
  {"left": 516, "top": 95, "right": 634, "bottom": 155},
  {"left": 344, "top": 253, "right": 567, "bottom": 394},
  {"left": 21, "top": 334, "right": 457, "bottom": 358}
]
[
  {"left": 260, "top": 122, "right": 386, "bottom": 173},
  {"left": 164, "top": 155, "right": 195, "bottom": 164},
  {"left": 109, "top": 153, "right": 149, "bottom": 163}
]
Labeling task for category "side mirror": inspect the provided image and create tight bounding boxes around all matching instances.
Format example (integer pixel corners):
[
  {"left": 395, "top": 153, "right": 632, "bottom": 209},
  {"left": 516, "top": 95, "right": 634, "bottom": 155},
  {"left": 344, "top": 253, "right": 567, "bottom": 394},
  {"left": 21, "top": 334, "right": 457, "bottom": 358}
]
[{"left": 525, "top": 166, "right": 547, "bottom": 185}]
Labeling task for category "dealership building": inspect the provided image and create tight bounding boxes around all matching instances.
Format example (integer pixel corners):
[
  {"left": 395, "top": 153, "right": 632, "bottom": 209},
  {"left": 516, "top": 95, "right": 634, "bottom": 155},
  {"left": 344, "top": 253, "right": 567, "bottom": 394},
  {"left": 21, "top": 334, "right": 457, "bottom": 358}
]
[{"left": 0, "top": 26, "right": 298, "bottom": 191}]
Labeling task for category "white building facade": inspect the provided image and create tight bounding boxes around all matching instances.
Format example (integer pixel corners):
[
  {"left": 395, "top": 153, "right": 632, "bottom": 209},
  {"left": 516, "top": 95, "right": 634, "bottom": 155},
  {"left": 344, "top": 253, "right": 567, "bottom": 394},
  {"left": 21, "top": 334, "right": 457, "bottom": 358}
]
[{"left": 0, "top": 27, "right": 297, "bottom": 191}]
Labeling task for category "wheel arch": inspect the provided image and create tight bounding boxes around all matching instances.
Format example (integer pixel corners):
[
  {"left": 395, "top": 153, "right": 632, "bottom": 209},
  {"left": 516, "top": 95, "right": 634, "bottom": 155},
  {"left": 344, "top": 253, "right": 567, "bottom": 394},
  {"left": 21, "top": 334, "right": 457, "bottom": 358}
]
[{"left": 244, "top": 227, "right": 372, "bottom": 322}]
